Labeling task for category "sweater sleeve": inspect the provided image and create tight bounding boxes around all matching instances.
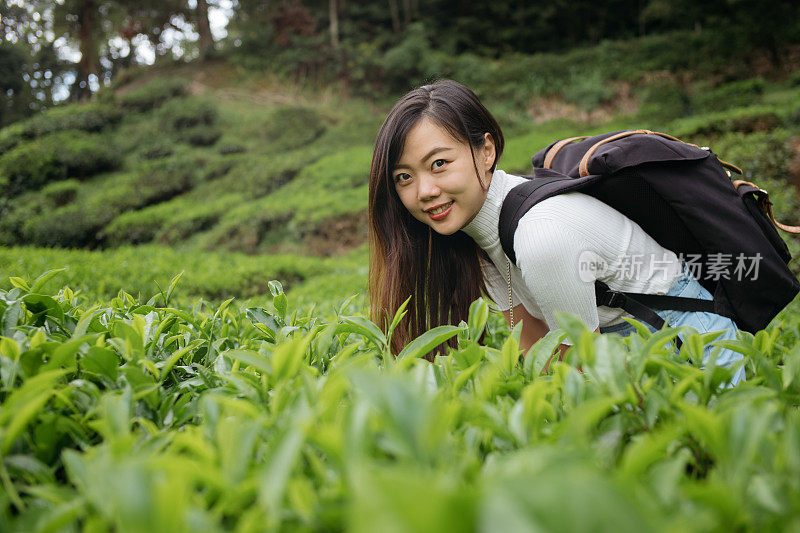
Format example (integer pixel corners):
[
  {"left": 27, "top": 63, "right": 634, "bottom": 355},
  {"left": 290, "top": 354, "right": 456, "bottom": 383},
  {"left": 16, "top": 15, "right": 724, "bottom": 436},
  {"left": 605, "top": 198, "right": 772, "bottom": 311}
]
[{"left": 514, "top": 217, "right": 601, "bottom": 344}]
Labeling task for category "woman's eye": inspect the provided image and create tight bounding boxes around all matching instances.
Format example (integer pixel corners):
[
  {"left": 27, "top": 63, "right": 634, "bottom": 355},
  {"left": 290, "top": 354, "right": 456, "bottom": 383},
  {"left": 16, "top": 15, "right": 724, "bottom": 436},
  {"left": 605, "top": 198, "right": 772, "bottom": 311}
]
[
  {"left": 394, "top": 173, "right": 411, "bottom": 183},
  {"left": 432, "top": 159, "right": 447, "bottom": 169}
]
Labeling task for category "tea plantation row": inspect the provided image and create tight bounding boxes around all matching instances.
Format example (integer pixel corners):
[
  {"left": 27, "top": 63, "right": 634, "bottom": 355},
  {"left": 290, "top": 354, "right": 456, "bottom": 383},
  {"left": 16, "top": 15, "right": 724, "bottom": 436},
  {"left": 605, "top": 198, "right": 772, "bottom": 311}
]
[{"left": 1, "top": 268, "right": 800, "bottom": 531}]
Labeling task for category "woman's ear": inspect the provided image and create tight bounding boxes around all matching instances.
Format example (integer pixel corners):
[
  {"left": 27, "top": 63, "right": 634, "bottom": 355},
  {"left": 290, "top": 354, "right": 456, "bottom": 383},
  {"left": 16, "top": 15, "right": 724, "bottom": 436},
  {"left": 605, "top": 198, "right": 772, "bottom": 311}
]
[{"left": 481, "top": 132, "right": 496, "bottom": 170}]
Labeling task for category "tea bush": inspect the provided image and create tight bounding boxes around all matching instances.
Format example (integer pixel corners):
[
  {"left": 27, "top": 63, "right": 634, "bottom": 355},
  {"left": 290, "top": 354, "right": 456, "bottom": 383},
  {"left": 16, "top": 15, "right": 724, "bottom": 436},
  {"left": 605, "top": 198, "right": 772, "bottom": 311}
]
[
  {"left": 0, "top": 268, "right": 798, "bottom": 531},
  {"left": 181, "top": 124, "right": 222, "bottom": 147},
  {"left": 0, "top": 103, "right": 122, "bottom": 153},
  {"left": 0, "top": 131, "right": 119, "bottom": 197},
  {"left": 669, "top": 105, "right": 786, "bottom": 138},
  {"left": 636, "top": 79, "right": 690, "bottom": 123},
  {"left": 40, "top": 179, "right": 80, "bottom": 207},
  {"left": 20, "top": 204, "right": 110, "bottom": 248},
  {"left": 257, "top": 106, "right": 327, "bottom": 153},
  {"left": 0, "top": 246, "right": 331, "bottom": 303},
  {"left": 692, "top": 78, "right": 766, "bottom": 114},
  {"left": 159, "top": 97, "right": 218, "bottom": 131},
  {"left": 103, "top": 193, "right": 243, "bottom": 246},
  {"left": 117, "top": 77, "right": 189, "bottom": 111},
  {"left": 15, "top": 156, "right": 202, "bottom": 248}
]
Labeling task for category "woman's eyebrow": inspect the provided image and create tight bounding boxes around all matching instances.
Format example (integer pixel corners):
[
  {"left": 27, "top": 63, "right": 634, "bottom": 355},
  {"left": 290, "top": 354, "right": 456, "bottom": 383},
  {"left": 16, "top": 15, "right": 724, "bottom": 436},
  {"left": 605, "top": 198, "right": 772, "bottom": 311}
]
[{"left": 393, "top": 146, "right": 453, "bottom": 170}]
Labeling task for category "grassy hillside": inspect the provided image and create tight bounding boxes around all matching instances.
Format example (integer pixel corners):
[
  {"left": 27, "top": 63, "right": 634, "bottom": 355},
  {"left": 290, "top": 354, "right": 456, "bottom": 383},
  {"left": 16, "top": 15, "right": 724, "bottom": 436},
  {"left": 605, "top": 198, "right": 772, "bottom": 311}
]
[
  {"left": 1, "top": 43, "right": 799, "bottom": 310},
  {"left": 3, "top": 34, "right": 800, "bottom": 532}
]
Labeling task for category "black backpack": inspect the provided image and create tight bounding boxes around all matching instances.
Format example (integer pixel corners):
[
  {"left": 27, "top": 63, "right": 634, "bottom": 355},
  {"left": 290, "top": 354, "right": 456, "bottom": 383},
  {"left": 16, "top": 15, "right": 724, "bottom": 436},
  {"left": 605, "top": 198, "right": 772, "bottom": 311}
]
[{"left": 498, "top": 129, "right": 800, "bottom": 342}]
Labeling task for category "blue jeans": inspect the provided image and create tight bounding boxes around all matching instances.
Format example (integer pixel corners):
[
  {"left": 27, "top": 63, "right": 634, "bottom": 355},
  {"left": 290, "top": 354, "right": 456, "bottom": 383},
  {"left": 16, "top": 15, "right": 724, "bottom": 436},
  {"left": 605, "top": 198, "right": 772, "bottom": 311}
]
[{"left": 599, "top": 261, "right": 746, "bottom": 387}]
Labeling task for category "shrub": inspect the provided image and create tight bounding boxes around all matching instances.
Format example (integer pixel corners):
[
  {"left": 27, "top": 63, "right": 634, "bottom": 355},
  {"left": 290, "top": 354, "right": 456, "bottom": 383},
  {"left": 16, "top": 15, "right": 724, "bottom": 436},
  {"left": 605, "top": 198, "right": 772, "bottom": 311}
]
[
  {"left": 692, "top": 78, "right": 766, "bottom": 113},
  {"left": 0, "top": 130, "right": 119, "bottom": 197},
  {"left": 101, "top": 191, "right": 242, "bottom": 247},
  {"left": 41, "top": 179, "right": 80, "bottom": 207},
  {"left": 381, "top": 22, "right": 438, "bottom": 91},
  {"left": 0, "top": 192, "right": 49, "bottom": 245},
  {"left": 103, "top": 204, "right": 173, "bottom": 246},
  {"left": 212, "top": 153, "right": 303, "bottom": 198},
  {"left": 636, "top": 79, "right": 690, "bottom": 123},
  {"left": 17, "top": 155, "right": 202, "bottom": 248},
  {"left": 159, "top": 97, "right": 218, "bottom": 132},
  {"left": 156, "top": 195, "right": 242, "bottom": 244},
  {"left": 218, "top": 143, "right": 247, "bottom": 155},
  {"left": 118, "top": 77, "right": 189, "bottom": 111},
  {"left": 181, "top": 125, "right": 222, "bottom": 147},
  {"left": 670, "top": 106, "right": 782, "bottom": 137},
  {"left": 21, "top": 204, "right": 110, "bottom": 248},
  {"left": 140, "top": 145, "right": 174, "bottom": 160},
  {"left": 561, "top": 67, "right": 615, "bottom": 111},
  {"left": 0, "top": 103, "right": 122, "bottom": 152},
  {"left": 131, "top": 156, "right": 200, "bottom": 205},
  {"left": 200, "top": 210, "right": 295, "bottom": 254},
  {"left": 259, "top": 106, "right": 326, "bottom": 152}
]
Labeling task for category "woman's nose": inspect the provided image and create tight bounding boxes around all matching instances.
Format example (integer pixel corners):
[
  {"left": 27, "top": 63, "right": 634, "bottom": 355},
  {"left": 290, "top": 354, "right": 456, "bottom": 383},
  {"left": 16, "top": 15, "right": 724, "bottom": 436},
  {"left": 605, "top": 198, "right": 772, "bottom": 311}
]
[{"left": 417, "top": 174, "right": 440, "bottom": 201}]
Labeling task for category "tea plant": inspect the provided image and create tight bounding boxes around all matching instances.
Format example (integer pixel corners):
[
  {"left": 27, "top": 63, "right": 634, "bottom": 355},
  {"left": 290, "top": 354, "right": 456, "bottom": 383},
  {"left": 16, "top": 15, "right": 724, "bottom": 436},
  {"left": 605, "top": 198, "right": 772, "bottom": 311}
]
[{"left": 1, "top": 269, "right": 799, "bottom": 532}]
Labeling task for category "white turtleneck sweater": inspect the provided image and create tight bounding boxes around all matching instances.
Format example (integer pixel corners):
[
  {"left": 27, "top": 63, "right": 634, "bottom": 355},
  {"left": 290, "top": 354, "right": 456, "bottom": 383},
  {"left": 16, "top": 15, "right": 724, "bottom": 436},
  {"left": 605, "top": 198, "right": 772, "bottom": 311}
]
[{"left": 460, "top": 168, "right": 683, "bottom": 344}]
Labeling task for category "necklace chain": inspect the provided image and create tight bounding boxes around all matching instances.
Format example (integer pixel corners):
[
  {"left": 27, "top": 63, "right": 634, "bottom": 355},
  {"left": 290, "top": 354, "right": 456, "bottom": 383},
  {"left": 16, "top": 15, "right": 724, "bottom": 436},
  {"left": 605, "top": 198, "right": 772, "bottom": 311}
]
[{"left": 506, "top": 257, "right": 514, "bottom": 330}]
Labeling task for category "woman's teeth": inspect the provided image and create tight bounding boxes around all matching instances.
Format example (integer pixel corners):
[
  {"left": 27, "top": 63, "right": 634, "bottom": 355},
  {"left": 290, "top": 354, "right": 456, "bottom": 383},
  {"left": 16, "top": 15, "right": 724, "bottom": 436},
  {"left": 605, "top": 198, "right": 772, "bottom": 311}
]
[{"left": 430, "top": 201, "right": 453, "bottom": 215}]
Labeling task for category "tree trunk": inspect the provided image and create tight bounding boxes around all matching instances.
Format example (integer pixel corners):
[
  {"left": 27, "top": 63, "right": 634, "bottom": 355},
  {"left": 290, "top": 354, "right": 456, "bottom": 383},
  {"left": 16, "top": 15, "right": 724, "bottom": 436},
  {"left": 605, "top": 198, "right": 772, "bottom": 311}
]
[
  {"left": 329, "top": 0, "right": 339, "bottom": 49},
  {"left": 402, "top": 0, "right": 411, "bottom": 25},
  {"left": 196, "top": 0, "right": 215, "bottom": 60},
  {"left": 388, "top": 0, "right": 400, "bottom": 34},
  {"left": 75, "top": 0, "right": 96, "bottom": 101}
]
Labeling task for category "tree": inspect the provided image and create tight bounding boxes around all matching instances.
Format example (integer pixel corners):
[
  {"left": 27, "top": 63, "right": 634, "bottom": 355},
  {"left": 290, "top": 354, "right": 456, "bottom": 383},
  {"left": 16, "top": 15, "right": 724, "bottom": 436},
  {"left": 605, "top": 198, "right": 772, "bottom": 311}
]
[
  {"left": 1, "top": 1, "right": 71, "bottom": 124},
  {"left": 195, "top": 0, "right": 215, "bottom": 59},
  {"left": 329, "top": 0, "right": 339, "bottom": 49}
]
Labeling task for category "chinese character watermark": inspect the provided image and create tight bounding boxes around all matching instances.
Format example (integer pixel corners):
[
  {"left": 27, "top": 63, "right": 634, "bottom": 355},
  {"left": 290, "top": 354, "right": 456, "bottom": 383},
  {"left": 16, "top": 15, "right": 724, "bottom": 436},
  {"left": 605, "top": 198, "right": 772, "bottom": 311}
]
[{"left": 576, "top": 251, "right": 763, "bottom": 282}]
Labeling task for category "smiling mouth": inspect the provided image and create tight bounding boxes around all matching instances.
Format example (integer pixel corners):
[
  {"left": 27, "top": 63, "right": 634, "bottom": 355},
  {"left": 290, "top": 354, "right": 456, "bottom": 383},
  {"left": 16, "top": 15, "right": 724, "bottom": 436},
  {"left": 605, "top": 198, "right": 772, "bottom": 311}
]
[
  {"left": 427, "top": 201, "right": 453, "bottom": 215},
  {"left": 426, "top": 200, "right": 454, "bottom": 220}
]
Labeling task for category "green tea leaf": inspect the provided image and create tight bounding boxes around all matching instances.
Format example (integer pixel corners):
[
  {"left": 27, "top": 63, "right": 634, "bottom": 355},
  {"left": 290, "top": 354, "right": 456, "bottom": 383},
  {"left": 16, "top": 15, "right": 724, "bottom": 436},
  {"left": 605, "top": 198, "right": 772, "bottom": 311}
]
[
  {"left": 524, "top": 329, "right": 567, "bottom": 377},
  {"left": 30, "top": 268, "right": 67, "bottom": 294},
  {"left": 467, "top": 297, "right": 489, "bottom": 343},
  {"left": 337, "top": 316, "right": 387, "bottom": 350},
  {"left": 396, "top": 325, "right": 464, "bottom": 364},
  {"left": 81, "top": 346, "right": 120, "bottom": 381}
]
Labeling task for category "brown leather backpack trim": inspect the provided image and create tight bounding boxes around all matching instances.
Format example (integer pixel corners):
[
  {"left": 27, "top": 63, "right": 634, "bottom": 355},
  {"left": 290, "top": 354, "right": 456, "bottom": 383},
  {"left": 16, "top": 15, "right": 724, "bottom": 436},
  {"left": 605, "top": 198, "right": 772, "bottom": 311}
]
[
  {"left": 733, "top": 179, "right": 800, "bottom": 234},
  {"left": 543, "top": 136, "right": 588, "bottom": 169},
  {"left": 578, "top": 129, "right": 743, "bottom": 178}
]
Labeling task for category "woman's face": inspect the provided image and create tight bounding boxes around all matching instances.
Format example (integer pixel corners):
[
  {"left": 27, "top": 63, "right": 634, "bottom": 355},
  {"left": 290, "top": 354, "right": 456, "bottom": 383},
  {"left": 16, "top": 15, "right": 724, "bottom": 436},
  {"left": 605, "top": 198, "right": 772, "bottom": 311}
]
[{"left": 392, "top": 117, "right": 495, "bottom": 235}]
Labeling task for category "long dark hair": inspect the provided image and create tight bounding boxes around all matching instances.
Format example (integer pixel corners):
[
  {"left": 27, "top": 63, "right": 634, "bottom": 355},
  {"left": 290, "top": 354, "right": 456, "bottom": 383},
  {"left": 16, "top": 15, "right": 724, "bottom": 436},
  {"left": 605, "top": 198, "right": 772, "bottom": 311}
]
[{"left": 368, "top": 79, "right": 505, "bottom": 357}]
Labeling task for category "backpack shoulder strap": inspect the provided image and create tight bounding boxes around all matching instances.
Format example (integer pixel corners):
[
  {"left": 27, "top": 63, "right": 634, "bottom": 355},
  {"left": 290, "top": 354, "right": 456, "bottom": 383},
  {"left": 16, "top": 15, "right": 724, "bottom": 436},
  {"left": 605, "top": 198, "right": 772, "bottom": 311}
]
[
  {"left": 497, "top": 161, "right": 724, "bottom": 341},
  {"left": 498, "top": 168, "right": 600, "bottom": 264}
]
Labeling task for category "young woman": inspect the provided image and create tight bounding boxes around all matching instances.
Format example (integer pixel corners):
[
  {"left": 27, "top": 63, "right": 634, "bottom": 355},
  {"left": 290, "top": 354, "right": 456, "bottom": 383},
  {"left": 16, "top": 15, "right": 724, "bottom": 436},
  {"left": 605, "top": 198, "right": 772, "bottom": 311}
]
[{"left": 368, "top": 78, "right": 746, "bottom": 385}]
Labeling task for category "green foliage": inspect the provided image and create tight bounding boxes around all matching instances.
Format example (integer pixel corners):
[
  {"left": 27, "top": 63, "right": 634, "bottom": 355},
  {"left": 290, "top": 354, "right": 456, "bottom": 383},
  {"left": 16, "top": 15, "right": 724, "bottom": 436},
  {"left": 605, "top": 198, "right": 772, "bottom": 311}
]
[
  {"left": 692, "top": 78, "right": 767, "bottom": 113},
  {"left": 258, "top": 106, "right": 327, "bottom": 152},
  {"left": 636, "top": 79, "right": 690, "bottom": 123},
  {"left": 0, "top": 246, "right": 333, "bottom": 303},
  {"left": 102, "top": 193, "right": 243, "bottom": 246},
  {"left": 0, "top": 269, "right": 798, "bottom": 530},
  {"left": 669, "top": 106, "right": 787, "bottom": 138},
  {"left": 0, "top": 130, "right": 119, "bottom": 197},
  {"left": 158, "top": 97, "right": 217, "bottom": 131},
  {"left": 6, "top": 156, "right": 203, "bottom": 248},
  {"left": 0, "top": 103, "right": 122, "bottom": 153},
  {"left": 40, "top": 179, "right": 80, "bottom": 207},
  {"left": 381, "top": 22, "right": 440, "bottom": 90},
  {"left": 182, "top": 125, "right": 222, "bottom": 147},
  {"left": 157, "top": 97, "right": 221, "bottom": 147},
  {"left": 117, "top": 77, "right": 189, "bottom": 112}
]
